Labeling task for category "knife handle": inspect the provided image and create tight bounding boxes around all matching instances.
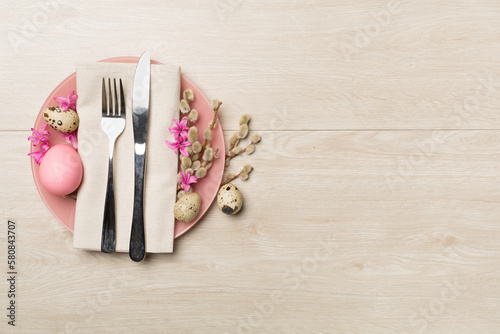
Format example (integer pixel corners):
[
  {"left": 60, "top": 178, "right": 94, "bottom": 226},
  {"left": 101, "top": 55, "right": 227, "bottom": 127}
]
[{"left": 130, "top": 150, "right": 146, "bottom": 262}]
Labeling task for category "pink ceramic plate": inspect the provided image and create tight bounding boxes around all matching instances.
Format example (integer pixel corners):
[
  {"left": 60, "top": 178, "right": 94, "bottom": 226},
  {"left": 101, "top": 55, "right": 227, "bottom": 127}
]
[{"left": 30, "top": 57, "right": 224, "bottom": 238}]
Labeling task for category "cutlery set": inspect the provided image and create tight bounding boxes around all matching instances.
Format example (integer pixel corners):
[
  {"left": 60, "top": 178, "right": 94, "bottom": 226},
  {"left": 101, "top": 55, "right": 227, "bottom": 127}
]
[{"left": 101, "top": 52, "right": 151, "bottom": 262}]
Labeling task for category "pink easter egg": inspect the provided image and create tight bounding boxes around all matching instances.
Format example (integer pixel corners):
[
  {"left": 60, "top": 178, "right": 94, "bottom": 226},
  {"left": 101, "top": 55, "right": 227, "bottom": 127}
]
[{"left": 39, "top": 144, "right": 83, "bottom": 196}]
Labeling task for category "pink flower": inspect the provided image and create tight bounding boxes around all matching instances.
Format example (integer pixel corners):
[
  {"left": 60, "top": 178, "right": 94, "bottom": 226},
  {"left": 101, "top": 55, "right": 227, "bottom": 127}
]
[
  {"left": 169, "top": 118, "right": 189, "bottom": 141},
  {"left": 179, "top": 171, "right": 198, "bottom": 192},
  {"left": 165, "top": 138, "right": 192, "bottom": 157},
  {"left": 54, "top": 91, "right": 78, "bottom": 112},
  {"left": 28, "top": 124, "right": 50, "bottom": 146},
  {"left": 62, "top": 131, "right": 78, "bottom": 150},
  {"left": 28, "top": 124, "right": 52, "bottom": 164},
  {"left": 28, "top": 142, "right": 50, "bottom": 165}
]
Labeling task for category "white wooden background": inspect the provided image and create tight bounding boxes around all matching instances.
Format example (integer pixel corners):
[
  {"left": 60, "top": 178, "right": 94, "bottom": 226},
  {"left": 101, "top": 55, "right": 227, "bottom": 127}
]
[{"left": 2, "top": 1, "right": 500, "bottom": 333}]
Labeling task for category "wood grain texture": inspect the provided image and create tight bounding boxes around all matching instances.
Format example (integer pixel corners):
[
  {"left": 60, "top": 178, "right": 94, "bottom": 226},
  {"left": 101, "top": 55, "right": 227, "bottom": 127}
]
[
  {"left": 2, "top": 1, "right": 500, "bottom": 333},
  {"left": 2, "top": 1, "right": 500, "bottom": 131}
]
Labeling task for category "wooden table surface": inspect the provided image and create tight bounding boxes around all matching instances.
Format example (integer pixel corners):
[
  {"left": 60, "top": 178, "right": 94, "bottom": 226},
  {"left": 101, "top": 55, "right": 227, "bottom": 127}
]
[{"left": 2, "top": 1, "right": 500, "bottom": 333}]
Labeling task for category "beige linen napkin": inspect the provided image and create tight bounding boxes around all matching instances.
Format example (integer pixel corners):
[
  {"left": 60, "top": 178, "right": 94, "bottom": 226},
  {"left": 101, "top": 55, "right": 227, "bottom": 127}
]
[{"left": 73, "top": 62, "right": 180, "bottom": 253}]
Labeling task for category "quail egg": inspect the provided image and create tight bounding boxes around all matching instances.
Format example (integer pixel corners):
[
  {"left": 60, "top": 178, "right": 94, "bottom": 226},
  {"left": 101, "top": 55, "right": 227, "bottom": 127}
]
[
  {"left": 217, "top": 183, "right": 243, "bottom": 215},
  {"left": 174, "top": 192, "right": 201, "bottom": 222},
  {"left": 43, "top": 106, "right": 79, "bottom": 133}
]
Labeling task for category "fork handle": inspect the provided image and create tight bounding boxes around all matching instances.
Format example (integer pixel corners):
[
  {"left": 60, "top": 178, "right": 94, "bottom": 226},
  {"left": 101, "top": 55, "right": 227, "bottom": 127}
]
[
  {"left": 130, "top": 150, "right": 146, "bottom": 262},
  {"left": 101, "top": 155, "right": 116, "bottom": 253}
]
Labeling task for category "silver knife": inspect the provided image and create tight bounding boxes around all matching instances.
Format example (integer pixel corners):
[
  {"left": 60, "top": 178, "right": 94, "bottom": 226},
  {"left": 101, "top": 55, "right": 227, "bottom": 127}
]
[{"left": 130, "top": 51, "right": 151, "bottom": 262}]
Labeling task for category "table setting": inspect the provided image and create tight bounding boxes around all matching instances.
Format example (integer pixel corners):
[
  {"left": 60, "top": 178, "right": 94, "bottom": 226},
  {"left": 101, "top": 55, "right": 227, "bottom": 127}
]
[{"left": 28, "top": 53, "right": 250, "bottom": 261}]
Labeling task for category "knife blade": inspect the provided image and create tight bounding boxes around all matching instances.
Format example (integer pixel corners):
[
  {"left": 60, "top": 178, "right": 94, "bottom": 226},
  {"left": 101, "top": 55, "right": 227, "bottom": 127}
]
[{"left": 129, "top": 51, "right": 151, "bottom": 262}]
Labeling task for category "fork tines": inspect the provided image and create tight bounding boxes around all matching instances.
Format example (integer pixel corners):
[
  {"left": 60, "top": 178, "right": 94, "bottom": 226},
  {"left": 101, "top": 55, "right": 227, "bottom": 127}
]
[{"left": 102, "top": 78, "right": 125, "bottom": 117}]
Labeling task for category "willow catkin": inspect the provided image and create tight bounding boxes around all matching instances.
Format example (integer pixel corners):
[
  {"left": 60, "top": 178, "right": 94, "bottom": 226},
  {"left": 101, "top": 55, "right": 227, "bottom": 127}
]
[
  {"left": 246, "top": 144, "right": 255, "bottom": 154},
  {"left": 239, "top": 114, "right": 250, "bottom": 125},
  {"left": 204, "top": 128, "right": 212, "bottom": 140},
  {"left": 192, "top": 141, "right": 202, "bottom": 153},
  {"left": 237, "top": 124, "right": 249, "bottom": 139},
  {"left": 243, "top": 164, "right": 252, "bottom": 173},
  {"left": 210, "top": 99, "right": 221, "bottom": 110},
  {"left": 232, "top": 146, "right": 242, "bottom": 155},
  {"left": 188, "top": 109, "right": 198, "bottom": 123},
  {"left": 183, "top": 89, "right": 194, "bottom": 102},
  {"left": 188, "top": 127, "right": 198, "bottom": 143},
  {"left": 192, "top": 160, "right": 201, "bottom": 171},
  {"left": 229, "top": 132, "right": 238, "bottom": 144},
  {"left": 195, "top": 167, "right": 207, "bottom": 179},
  {"left": 203, "top": 148, "right": 214, "bottom": 161},
  {"left": 251, "top": 134, "right": 261, "bottom": 143},
  {"left": 179, "top": 99, "right": 190, "bottom": 114},
  {"left": 181, "top": 156, "right": 192, "bottom": 169}
]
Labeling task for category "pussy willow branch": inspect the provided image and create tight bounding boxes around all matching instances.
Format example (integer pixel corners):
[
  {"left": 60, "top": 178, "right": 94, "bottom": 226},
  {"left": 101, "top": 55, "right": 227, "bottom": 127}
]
[
  {"left": 199, "top": 102, "right": 222, "bottom": 159},
  {"left": 227, "top": 142, "right": 252, "bottom": 160}
]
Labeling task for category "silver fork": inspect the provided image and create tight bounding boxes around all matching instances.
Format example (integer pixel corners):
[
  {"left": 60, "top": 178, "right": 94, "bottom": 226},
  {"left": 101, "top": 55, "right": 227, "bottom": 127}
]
[{"left": 101, "top": 78, "right": 126, "bottom": 253}]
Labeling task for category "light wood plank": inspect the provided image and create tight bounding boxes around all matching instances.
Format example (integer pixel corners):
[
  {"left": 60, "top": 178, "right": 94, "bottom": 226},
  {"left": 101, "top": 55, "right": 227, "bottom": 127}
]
[
  {"left": 2, "top": 1, "right": 500, "bottom": 131},
  {"left": 2, "top": 130, "right": 500, "bottom": 333}
]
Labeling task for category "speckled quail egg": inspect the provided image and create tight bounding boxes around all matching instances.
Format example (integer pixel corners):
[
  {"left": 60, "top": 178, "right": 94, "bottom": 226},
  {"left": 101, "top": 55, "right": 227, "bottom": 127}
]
[
  {"left": 174, "top": 192, "right": 201, "bottom": 222},
  {"left": 217, "top": 183, "right": 243, "bottom": 215},
  {"left": 43, "top": 106, "right": 79, "bottom": 133}
]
